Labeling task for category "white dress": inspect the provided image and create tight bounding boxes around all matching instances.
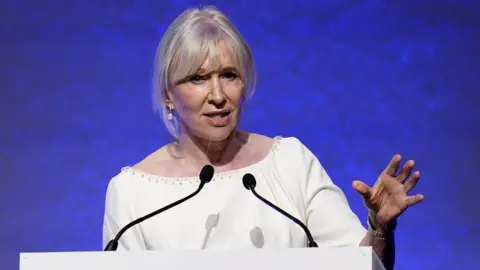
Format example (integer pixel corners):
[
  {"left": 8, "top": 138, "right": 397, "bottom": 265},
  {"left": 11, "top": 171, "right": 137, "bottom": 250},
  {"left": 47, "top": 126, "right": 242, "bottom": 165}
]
[{"left": 102, "top": 136, "right": 367, "bottom": 250}]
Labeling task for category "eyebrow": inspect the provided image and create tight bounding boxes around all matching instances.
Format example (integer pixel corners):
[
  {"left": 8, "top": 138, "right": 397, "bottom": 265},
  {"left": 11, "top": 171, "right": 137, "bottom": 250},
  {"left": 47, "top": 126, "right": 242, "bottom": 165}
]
[
  {"left": 198, "top": 66, "right": 239, "bottom": 74},
  {"left": 174, "top": 66, "right": 241, "bottom": 85}
]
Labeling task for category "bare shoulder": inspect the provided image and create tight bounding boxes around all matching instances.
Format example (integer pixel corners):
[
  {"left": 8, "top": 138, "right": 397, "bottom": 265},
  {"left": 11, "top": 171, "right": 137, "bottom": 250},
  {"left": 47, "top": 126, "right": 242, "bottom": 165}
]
[{"left": 131, "top": 144, "right": 176, "bottom": 176}]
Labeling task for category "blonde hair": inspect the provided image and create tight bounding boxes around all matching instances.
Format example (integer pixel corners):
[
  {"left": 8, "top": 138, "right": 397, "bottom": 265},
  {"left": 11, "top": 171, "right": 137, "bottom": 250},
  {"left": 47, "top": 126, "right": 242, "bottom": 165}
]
[{"left": 152, "top": 6, "right": 257, "bottom": 138}]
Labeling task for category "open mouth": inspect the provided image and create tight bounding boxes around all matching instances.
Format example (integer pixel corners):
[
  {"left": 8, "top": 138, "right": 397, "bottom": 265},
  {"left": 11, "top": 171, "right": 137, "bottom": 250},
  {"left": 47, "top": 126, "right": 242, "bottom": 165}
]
[{"left": 204, "top": 111, "right": 231, "bottom": 118}]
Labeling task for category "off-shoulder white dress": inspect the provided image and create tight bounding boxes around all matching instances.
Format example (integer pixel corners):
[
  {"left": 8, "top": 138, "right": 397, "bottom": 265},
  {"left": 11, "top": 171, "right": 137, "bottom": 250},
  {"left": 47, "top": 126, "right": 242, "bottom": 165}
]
[{"left": 102, "top": 136, "right": 367, "bottom": 250}]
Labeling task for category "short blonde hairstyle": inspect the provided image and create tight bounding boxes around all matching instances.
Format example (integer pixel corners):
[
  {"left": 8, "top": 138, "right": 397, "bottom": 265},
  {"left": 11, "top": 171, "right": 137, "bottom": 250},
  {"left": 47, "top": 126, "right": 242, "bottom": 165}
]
[{"left": 152, "top": 6, "right": 257, "bottom": 138}]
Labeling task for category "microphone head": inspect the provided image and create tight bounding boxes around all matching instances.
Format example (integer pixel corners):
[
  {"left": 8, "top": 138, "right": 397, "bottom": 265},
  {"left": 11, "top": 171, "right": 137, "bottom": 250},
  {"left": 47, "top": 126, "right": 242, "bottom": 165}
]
[
  {"left": 199, "top": 165, "right": 214, "bottom": 184},
  {"left": 242, "top": 173, "right": 257, "bottom": 190}
]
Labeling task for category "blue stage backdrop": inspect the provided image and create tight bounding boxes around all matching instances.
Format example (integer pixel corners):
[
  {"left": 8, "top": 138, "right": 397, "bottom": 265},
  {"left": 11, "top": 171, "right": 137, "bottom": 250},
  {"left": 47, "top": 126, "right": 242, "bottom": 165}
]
[{"left": 1, "top": 0, "right": 479, "bottom": 269}]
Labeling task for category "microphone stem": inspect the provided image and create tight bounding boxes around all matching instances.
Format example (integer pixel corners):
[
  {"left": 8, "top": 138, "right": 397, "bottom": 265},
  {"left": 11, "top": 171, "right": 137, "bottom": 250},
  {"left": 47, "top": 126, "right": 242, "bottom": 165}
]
[
  {"left": 250, "top": 188, "right": 318, "bottom": 248},
  {"left": 113, "top": 183, "right": 205, "bottom": 242}
]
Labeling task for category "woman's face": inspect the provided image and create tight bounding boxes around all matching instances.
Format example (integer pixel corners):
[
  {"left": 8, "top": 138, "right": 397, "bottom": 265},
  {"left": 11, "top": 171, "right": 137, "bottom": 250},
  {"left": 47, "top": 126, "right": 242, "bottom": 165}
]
[{"left": 167, "top": 44, "right": 245, "bottom": 142}]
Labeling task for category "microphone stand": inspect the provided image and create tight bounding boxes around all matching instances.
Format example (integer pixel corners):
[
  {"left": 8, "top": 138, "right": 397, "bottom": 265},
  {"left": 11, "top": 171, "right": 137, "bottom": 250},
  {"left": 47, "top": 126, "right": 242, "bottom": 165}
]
[{"left": 243, "top": 173, "right": 318, "bottom": 248}]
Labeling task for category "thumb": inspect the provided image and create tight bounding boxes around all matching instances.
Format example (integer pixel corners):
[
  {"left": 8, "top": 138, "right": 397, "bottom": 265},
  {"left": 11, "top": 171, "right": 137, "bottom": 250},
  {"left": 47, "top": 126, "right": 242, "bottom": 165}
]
[{"left": 352, "top": 180, "right": 371, "bottom": 198}]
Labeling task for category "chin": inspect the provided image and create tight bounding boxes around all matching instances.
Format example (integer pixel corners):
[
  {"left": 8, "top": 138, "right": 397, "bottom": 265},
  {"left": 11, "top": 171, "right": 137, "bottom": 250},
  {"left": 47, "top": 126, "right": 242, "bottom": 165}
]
[
  {"left": 189, "top": 120, "right": 235, "bottom": 142},
  {"left": 202, "top": 126, "right": 236, "bottom": 142}
]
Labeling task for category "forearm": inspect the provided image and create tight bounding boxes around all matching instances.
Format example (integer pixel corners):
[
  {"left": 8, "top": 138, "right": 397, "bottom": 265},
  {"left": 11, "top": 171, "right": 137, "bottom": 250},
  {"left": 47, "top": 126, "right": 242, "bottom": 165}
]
[
  {"left": 359, "top": 213, "right": 396, "bottom": 270},
  {"left": 360, "top": 230, "right": 395, "bottom": 270}
]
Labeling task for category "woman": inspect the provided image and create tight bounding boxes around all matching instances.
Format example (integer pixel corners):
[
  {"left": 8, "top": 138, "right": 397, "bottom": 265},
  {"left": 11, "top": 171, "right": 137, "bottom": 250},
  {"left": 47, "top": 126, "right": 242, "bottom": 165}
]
[{"left": 102, "top": 6, "right": 423, "bottom": 269}]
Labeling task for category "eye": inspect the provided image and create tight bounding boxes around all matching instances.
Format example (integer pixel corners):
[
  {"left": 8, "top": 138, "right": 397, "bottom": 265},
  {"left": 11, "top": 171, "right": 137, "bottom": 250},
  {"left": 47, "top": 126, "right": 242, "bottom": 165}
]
[
  {"left": 189, "top": 75, "right": 207, "bottom": 84},
  {"left": 221, "top": 71, "right": 238, "bottom": 81}
]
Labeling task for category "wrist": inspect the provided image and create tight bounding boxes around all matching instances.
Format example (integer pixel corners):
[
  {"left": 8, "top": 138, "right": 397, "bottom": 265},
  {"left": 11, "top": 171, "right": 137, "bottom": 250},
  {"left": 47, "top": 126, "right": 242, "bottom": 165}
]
[{"left": 367, "top": 210, "right": 397, "bottom": 233}]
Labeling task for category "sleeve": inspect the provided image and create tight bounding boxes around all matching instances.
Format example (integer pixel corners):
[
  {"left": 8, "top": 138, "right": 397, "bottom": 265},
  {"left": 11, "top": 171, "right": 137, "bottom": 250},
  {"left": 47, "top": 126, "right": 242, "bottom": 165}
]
[
  {"left": 102, "top": 173, "right": 148, "bottom": 250},
  {"left": 295, "top": 139, "right": 367, "bottom": 247}
]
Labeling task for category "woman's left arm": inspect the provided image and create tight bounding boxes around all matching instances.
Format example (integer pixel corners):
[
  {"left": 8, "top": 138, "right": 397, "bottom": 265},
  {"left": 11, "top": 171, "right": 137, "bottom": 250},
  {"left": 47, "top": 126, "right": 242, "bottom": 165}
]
[
  {"left": 353, "top": 155, "right": 424, "bottom": 270},
  {"left": 286, "top": 139, "right": 423, "bottom": 270}
]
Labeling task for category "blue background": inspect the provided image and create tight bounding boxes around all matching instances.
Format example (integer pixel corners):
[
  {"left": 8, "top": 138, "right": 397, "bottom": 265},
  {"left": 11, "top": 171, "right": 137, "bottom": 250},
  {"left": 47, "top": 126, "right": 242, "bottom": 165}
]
[{"left": 1, "top": 0, "right": 479, "bottom": 269}]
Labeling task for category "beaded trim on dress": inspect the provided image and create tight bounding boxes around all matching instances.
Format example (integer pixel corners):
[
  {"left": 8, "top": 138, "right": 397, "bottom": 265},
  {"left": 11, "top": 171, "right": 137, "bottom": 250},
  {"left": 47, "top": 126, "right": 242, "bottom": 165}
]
[{"left": 120, "top": 136, "right": 283, "bottom": 185}]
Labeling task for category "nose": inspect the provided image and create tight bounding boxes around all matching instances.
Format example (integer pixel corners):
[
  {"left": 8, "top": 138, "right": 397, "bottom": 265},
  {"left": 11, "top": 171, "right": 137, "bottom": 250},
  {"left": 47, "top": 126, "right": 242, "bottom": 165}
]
[{"left": 208, "top": 76, "right": 226, "bottom": 107}]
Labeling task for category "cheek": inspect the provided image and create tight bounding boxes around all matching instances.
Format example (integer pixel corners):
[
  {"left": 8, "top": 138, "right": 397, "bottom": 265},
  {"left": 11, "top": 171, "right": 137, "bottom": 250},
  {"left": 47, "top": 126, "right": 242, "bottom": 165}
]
[
  {"left": 172, "top": 86, "right": 209, "bottom": 115},
  {"left": 224, "top": 81, "right": 245, "bottom": 106}
]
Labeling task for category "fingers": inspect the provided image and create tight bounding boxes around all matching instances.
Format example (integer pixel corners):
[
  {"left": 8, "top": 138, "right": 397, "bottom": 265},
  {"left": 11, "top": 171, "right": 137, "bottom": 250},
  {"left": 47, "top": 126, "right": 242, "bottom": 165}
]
[
  {"left": 352, "top": 180, "right": 371, "bottom": 198},
  {"left": 405, "top": 194, "right": 424, "bottom": 206},
  {"left": 397, "top": 160, "right": 415, "bottom": 183},
  {"left": 404, "top": 171, "right": 420, "bottom": 191},
  {"left": 383, "top": 155, "right": 416, "bottom": 183},
  {"left": 383, "top": 154, "right": 401, "bottom": 176}
]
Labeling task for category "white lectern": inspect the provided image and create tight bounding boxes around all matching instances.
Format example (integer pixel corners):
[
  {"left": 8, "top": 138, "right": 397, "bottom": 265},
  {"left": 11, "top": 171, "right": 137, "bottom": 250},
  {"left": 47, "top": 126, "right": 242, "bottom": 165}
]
[{"left": 20, "top": 247, "right": 386, "bottom": 270}]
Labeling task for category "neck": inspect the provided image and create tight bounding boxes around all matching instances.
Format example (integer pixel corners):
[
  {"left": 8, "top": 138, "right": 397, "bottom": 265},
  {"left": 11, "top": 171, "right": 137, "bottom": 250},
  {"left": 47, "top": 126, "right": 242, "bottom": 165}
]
[{"left": 175, "top": 130, "right": 239, "bottom": 167}]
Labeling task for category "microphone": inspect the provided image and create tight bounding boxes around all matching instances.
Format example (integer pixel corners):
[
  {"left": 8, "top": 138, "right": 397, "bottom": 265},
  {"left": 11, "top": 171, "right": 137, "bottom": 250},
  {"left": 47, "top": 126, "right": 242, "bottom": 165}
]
[
  {"left": 104, "top": 164, "right": 215, "bottom": 251},
  {"left": 242, "top": 173, "right": 318, "bottom": 248}
]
